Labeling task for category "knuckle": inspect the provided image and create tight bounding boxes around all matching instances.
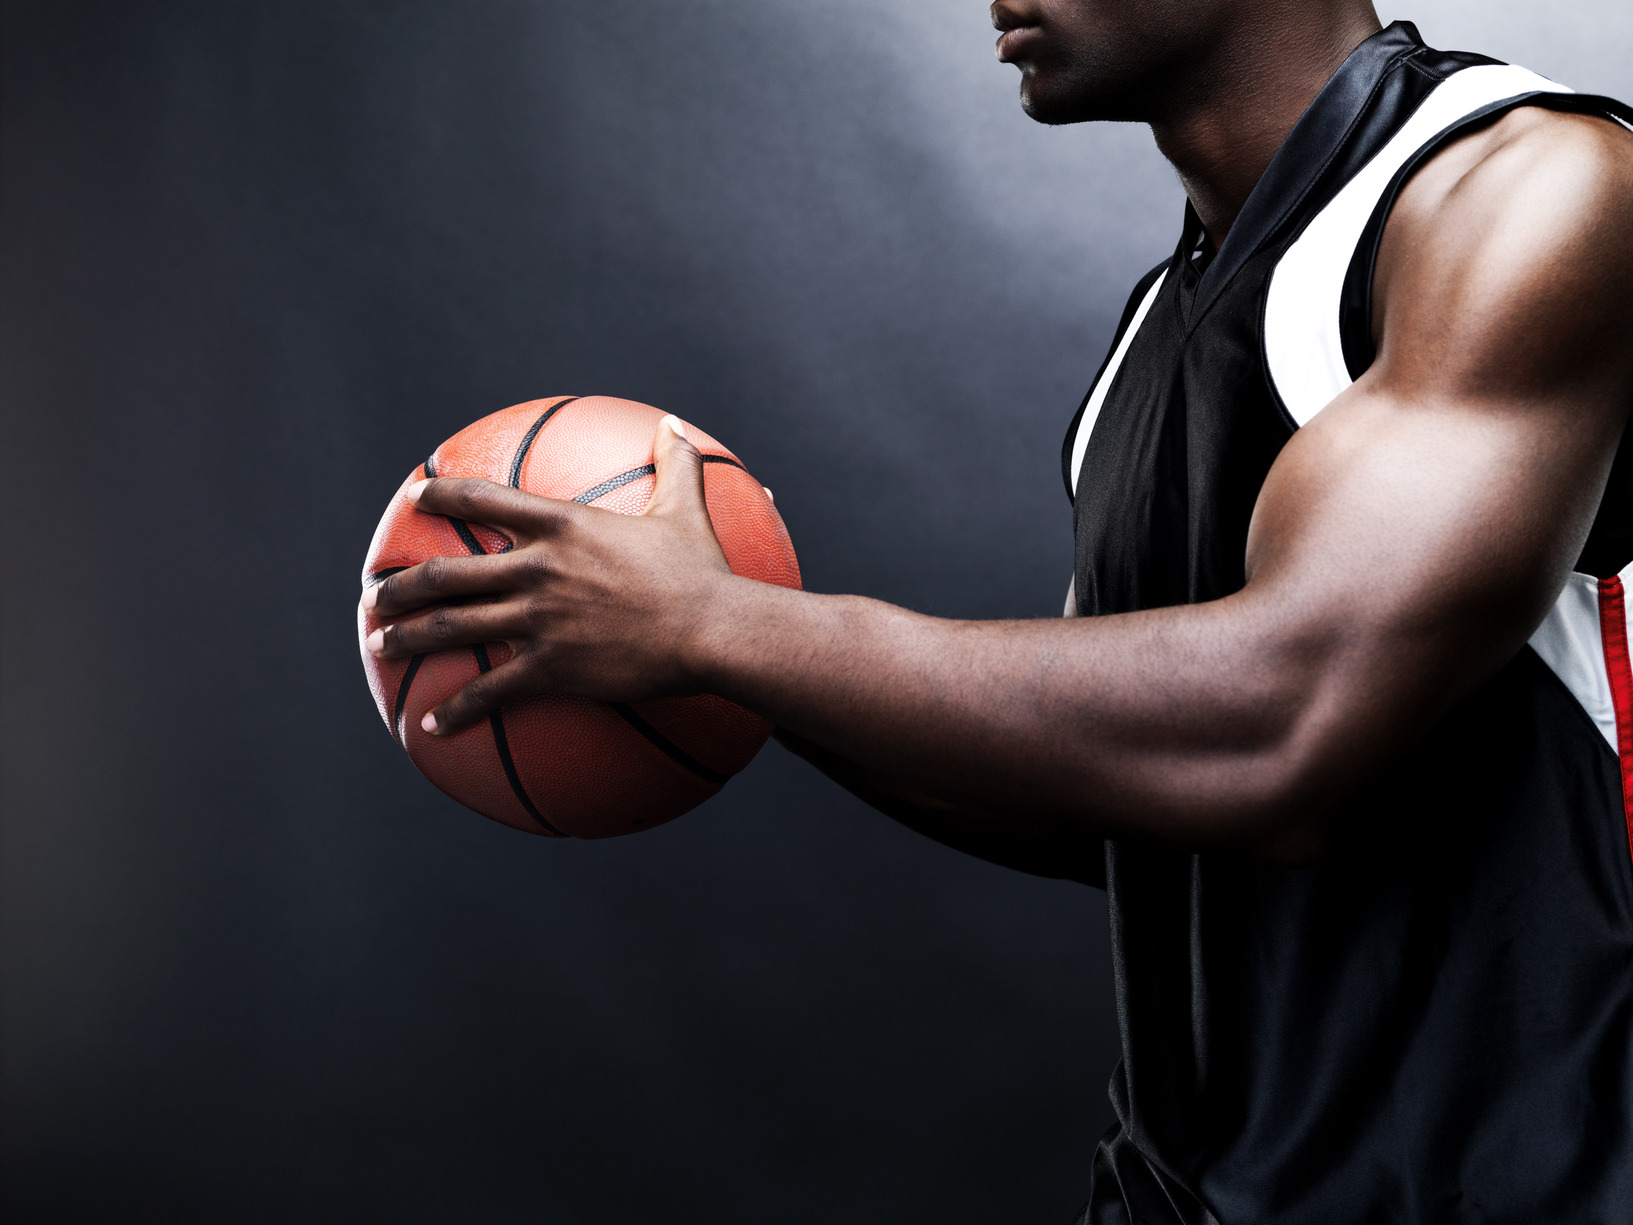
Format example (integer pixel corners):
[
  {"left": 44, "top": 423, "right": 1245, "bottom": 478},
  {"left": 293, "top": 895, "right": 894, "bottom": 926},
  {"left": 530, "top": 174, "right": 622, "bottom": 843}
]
[
  {"left": 530, "top": 496, "right": 567, "bottom": 527},
  {"left": 522, "top": 551, "right": 554, "bottom": 584},
  {"left": 444, "top": 686, "right": 475, "bottom": 719},
  {"left": 519, "top": 604, "right": 548, "bottom": 638},
  {"left": 529, "top": 642, "right": 560, "bottom": 677},
  {"left": 427, "top": 609, "right": 457, "bottom": 642},
  {"left": 461, "top": 673, "right": 503, "bottom": 716},
  {"left": 420, "top": 555, "right": 448, "bottom": 589}
]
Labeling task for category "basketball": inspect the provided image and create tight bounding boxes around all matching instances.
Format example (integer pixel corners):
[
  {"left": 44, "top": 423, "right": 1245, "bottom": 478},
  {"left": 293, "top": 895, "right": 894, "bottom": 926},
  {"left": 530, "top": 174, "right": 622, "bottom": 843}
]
[{"left": 358, "top": 396, "right": 802, "bottom": 838}]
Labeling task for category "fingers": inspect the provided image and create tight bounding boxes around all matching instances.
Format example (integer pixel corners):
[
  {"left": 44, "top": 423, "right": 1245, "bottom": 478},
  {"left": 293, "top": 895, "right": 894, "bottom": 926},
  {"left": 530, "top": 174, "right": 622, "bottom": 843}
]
[
  {"left": 410, "top": 476, "right": 576, "bottom": 535},
  {"left": 365, "top": 552, "right": 524, "bottom": 616},
  {"left": 365, "top": 601, "right": 524, "bottom": 659},
  {"left": 645, "top": 415, "right": 711, "bottom": 524},
  {"left": 422, "top": 657, "right": 538, "bottom": 736}
]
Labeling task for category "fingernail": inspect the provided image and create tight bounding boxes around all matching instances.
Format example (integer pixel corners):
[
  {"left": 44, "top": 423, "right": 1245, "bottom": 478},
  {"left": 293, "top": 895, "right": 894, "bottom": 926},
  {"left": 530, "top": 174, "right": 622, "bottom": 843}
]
[
  {"left": 762, "top": 486, "right": 774, "bottom": 503},
  {"left": 366, "top": 629, "right": 385, "bottom": 653},
  {"left": 421, "top": 711, "right": 439, "bottom": 734},
  {"left": 662, "top": 415, "right": 685, "bottom": 440},
  {"left": 360, "top": 585, "right": 378, "bottom": 611},
  {"left": 406, "top": 481, "right": 428, "bottom": 504}
]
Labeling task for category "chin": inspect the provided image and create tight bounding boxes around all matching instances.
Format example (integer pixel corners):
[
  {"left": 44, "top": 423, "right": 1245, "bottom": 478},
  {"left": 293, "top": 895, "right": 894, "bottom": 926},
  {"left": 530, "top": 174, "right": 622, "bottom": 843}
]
[
  {"left": 1018, "top": 70, "right": 1138, "bottom": 126},
  {"left": 1020, "top": 80, "right": 1086, "bottom": 125}
]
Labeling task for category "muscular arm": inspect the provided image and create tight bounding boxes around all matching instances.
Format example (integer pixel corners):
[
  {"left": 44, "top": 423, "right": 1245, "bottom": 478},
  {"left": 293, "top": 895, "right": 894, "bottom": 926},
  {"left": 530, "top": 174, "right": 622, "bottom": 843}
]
[
  {"left": 366, "top": 111, "right": 1633, "bottom": 863},
  {"left": 765, "top": 580, "right": 1100, "bottom": 885},
  {"left": 775, "top": 728, "right": 1107, "bottom": 885}
]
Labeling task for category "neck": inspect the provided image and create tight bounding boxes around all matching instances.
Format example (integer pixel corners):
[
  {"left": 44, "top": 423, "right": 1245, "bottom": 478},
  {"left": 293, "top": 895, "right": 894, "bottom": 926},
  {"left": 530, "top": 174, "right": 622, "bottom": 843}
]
[{"left": 1149, "top": 7, "right": 1384, "bottom": 250}]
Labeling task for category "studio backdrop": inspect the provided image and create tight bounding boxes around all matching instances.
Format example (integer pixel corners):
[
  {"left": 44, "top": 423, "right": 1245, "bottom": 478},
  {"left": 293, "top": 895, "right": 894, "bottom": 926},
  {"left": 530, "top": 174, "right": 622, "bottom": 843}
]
[{"left": 3, "top": 2, "right": 1629, "bottom": 1221}]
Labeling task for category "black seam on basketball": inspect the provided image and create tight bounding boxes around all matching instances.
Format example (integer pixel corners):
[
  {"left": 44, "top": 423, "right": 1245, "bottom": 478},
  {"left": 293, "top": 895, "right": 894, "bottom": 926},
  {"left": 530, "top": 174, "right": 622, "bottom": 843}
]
[
  {"left": 573, "top": 464, "right": 654, "bottom": 504},
  {"left": 472, "top": 643, "right": 564, "bottom": 836},
  {"left": 367, "top": 565, "right": 409, "bottom": 586},
  {"left": 421, "top": 453, "right": 489, "bottom": 553},
  {"left": 570, "top": 454, "right": 747, "bottom": 505},
  {"left": 608, "top": 702, "right": 730, "bottom": 785},
  {"left": 392, "top": 654, "right": 426, "bottom": 746},
  {"left": 509, "top": 397, "right": 580, "bottom": 489},
  {"left": 449, "top": 519, "right": 488, "bottom": 554}
]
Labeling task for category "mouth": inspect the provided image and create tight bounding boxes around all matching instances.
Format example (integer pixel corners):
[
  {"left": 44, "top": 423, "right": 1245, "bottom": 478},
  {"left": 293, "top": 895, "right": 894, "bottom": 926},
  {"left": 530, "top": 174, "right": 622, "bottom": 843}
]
[{"left": 990, "top": 2, "right": 1043, "bottom": 63}]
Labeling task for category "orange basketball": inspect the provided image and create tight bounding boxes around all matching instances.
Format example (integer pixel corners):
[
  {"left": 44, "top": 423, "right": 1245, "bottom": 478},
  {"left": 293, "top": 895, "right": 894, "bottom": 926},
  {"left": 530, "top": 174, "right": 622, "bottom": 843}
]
[{"left": 358, "top": 396, "right": 801, "bottom": 838}]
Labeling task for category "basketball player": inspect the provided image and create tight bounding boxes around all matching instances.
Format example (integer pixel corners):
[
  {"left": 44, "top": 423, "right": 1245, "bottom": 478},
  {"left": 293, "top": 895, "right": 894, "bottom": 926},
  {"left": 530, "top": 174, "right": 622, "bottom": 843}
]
[{"left": 362, "top": 2, "right": 1633, "bottom": 1219}]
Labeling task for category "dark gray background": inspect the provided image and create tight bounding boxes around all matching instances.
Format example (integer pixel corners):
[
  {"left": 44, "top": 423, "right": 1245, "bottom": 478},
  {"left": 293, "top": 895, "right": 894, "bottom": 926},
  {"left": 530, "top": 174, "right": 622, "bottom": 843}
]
[{"left": 3, "top": 3, "right": 1628, "bottom": 1222}]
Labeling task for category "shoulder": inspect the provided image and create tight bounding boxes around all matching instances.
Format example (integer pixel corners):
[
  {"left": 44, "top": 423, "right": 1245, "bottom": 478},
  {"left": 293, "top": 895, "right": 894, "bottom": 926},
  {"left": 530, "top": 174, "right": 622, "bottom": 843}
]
[
  {"left": 1382, "top": 106, "right": 1633, "bottom": 287},
  {"left": 1372, "top": 105, "right": 1633, "bottom": 393},
  {"left": 1466, "top": 105, "right": 1632, "bottom": 178}
]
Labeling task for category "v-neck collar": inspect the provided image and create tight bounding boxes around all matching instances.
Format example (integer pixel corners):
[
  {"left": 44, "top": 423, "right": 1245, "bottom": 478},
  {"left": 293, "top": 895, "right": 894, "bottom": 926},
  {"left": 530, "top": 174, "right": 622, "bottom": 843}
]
[{"left": 1186, "top": 20, "right": 1426, "bottom": 323}]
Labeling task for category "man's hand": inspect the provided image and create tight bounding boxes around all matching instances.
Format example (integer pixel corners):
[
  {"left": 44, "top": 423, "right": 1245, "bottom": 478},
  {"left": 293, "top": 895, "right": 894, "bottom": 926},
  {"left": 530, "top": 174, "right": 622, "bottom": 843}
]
[{"left": 363, "top": 416, "right": 738, "bottom": 733}]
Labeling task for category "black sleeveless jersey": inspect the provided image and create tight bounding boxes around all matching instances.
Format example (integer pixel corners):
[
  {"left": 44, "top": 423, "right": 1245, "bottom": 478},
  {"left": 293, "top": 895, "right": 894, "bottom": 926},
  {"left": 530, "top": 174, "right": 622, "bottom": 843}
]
[{"left": 1060, "top": 23, "right": 1633, "bottom": 1225}]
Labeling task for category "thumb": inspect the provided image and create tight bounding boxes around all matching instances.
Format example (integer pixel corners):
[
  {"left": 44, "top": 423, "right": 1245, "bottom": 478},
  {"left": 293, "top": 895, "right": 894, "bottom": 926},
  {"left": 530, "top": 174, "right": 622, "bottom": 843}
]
[{"left": 646, "top": 414, "right": 710, "bottom": 525}]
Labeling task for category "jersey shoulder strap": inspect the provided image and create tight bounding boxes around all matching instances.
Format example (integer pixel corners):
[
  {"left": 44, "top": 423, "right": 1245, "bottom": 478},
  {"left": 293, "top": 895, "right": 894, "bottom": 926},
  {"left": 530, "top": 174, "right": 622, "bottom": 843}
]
[{"left": 1264, "top": 64, "right": 1633, "bottom": 427}]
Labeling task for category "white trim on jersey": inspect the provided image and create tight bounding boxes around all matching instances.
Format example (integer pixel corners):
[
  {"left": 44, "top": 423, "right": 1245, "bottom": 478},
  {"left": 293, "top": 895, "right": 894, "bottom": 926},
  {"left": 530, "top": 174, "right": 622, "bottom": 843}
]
[
  {"left": 1071, "top": 270, "right": 1170, "bottom": 497},
  {"left": 1530, "top": 571, "right": 1619, "bottom": 752},
  {"left": 1263, "top": 64, "right": 1572, "bottom": 429}
]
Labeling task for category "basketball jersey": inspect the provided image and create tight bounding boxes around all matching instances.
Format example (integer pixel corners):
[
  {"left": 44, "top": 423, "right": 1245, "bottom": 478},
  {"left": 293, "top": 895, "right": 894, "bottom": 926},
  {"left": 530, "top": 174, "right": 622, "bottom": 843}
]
[{"left": 1061, "top": 23, "right": 1633, "bottom": 1225}]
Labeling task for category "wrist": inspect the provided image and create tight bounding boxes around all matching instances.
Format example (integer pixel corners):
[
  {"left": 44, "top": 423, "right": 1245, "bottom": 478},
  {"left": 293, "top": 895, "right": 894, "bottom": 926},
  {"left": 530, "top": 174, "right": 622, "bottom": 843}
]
[{"left": 674, "top": 569, "right": 761, "bottom": 696}]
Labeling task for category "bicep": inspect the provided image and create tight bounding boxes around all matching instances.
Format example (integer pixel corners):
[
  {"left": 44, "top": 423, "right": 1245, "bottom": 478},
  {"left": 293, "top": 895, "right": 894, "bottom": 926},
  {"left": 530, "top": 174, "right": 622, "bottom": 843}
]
[
  {"left": 1246, "top": 382, "right": 1600, "bottom": 699},
  {"left": 1241, "top": 126, "right": 1633, "bottom": 765}
]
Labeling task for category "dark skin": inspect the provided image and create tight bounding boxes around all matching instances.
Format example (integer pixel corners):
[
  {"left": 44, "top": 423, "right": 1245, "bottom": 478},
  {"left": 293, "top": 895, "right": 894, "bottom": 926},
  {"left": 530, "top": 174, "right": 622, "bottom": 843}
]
[
  {"left": 993, "top": 0, "right": 1389, "bottom": 245},
  {"left": 364, "top": 0, "right": 1633, "bottom": 871}
]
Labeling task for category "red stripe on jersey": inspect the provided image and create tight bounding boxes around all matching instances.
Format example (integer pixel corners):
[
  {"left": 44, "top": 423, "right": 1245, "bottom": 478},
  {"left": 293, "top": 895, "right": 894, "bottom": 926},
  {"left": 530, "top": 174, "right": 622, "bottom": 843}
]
[{"left": 1596, "top": 575, "right": 1633, "bottom": 866}]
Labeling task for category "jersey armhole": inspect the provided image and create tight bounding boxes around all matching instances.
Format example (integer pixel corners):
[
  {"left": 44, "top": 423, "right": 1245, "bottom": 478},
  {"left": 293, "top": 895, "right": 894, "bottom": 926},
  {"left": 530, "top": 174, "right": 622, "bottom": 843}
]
[{"left": 1338, "top": 92, "right": 1633, "bottom": 380}]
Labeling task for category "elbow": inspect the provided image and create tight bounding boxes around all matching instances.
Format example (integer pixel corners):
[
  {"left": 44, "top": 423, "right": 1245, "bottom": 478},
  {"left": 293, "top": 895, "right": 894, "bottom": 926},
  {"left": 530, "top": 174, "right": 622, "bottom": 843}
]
[
  {"left": 1079, "top": 609, "right": 1399, "bottom": 865},
  {"left": 1173, "top": 750, "right": 1334, "bottom": 866},
  {"left": 1151, "top": 685, "right": 1353, "bottom": 865},
  {"left": 1188, "top": 619, "right": 1373, "bottom": 865},
  {"left": 1201, "top": 713, "right": 1367, "bottom": 867},
  {"left": 1244, "top": 797, "right": 1336, "bottom": 867}
]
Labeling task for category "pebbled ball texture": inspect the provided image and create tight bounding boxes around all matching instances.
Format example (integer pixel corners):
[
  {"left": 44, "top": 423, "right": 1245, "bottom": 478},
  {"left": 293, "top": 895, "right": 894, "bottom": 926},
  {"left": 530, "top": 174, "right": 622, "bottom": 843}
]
[{"left": 359, "top": 396, "right": 802, "bottom": 838}]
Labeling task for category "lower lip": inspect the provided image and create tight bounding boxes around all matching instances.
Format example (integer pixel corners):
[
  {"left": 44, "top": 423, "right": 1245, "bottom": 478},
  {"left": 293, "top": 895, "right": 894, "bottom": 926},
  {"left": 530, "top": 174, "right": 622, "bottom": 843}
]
[{"left": 995, "top": 25, "right": 1042, "bottom": 62}]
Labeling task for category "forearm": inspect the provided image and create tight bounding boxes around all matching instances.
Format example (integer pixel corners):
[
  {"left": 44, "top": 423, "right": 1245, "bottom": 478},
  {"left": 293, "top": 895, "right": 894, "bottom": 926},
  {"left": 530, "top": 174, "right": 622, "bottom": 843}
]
[
  {"left": 691, "top": 577, "right": 1318, "bottom": 852},
  {"left": 774, "top": 729, "right": 1107, "bottom": 886}
]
